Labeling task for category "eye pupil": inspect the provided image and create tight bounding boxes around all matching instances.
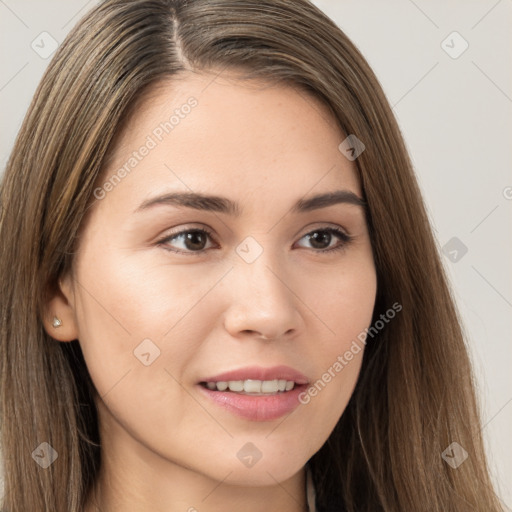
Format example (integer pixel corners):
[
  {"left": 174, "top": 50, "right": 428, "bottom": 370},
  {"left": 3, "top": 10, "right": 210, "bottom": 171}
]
[
  {"left": 185, "top": 231, "right": 207, "bottom": 250},
  {"left": 309, "top": 231, "right": 331, "bottom": 249}
]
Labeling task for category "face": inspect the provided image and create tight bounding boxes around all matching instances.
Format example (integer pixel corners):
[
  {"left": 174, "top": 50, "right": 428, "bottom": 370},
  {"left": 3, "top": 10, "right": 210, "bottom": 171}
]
[{"left": 48, "top": 71, "right": 377, "bottom": 488}]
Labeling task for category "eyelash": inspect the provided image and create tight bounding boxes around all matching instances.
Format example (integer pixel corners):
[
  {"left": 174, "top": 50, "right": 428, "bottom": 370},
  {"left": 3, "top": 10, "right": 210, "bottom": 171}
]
[{"left": 156, "top": 226, "right": 354, "bottom": 256}]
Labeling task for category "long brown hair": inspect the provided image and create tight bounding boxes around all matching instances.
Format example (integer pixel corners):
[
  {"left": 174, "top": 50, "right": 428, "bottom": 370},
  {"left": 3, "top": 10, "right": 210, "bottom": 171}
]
[{"left": 0, "top": 0, "right": 503, "bottom": 510}]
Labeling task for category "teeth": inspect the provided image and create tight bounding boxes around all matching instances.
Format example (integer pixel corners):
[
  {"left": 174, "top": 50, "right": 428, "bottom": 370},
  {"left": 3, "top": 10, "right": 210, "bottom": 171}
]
[
  {"left": 228, "top": 381, "right": 244, "bottom": 392},
  {"left": 205, "top": 379, "right": 296, "bottom": 394},
  {"left": 243, "top": 379, "right": 262, "bottom": 393},
  {"left": 261, "top": 380, "right": 278, "bottom": 393}
]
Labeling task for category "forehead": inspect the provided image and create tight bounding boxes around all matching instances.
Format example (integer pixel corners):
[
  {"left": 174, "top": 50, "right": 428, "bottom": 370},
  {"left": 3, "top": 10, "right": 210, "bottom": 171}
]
[{"left": 95, "top": 71, "right": 361, "bottom": 213}]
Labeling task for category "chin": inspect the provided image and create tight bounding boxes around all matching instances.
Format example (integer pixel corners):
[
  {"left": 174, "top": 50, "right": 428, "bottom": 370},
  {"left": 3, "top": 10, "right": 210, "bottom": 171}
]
[
  {"left": 203, "top": 450, "right": 307, "bottom": 487},
  {"left": 222, "top": 464, "right": 304, "bottom": 487}
]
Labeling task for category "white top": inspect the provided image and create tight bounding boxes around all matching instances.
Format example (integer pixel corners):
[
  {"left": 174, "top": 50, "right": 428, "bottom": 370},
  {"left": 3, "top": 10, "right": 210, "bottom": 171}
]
[{"left": 306, "top": 464, "right": 317, "bottom": 512}]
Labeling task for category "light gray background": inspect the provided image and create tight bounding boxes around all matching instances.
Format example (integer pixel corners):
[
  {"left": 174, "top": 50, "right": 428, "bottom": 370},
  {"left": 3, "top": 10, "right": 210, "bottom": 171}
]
[{"left": 1, "top": 0, "right": 511, "bottom": 508}]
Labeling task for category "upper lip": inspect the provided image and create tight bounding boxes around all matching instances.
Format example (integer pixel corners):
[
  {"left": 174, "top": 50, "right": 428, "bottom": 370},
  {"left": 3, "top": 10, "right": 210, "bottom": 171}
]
[{"left": 199, "top": 365, "right": 309, "bottom": 385}]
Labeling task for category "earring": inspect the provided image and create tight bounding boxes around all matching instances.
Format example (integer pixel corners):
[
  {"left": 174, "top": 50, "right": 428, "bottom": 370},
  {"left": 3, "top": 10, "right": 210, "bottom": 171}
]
[{"left": 52, "top": 316, "right": 62, "bottom": 328}]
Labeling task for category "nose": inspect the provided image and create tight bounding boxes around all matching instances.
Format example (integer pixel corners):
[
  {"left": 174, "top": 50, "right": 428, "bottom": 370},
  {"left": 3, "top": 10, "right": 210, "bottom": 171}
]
[{"left": 221, "top": 249, "right": 304, "bottom": 342}]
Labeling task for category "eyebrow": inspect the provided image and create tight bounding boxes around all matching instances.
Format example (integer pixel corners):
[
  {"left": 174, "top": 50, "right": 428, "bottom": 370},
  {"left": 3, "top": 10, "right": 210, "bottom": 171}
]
[{"left": 134, "top": 189, "right": 367, "bottom": 216}]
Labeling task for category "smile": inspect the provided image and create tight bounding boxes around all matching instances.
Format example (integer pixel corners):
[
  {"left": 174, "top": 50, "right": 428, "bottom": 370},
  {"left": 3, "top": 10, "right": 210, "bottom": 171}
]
[
  {"left": 201, "top": 379, "right": 296, "bottom": 394},
  {"left": 197, "top": 366, "right": 309, "bottom": 421}
]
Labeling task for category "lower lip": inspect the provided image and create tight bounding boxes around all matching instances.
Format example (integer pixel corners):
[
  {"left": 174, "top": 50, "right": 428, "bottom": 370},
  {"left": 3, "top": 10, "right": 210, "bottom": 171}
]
[{"left": 197, "top": 384, "right": 307, "bottom": 421}]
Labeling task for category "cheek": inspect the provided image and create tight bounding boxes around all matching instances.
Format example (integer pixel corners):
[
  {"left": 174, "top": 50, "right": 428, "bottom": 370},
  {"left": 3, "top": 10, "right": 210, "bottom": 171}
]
[
  {"left": 72, "top": 243, "right": 228, "bottom": 399},
  {"left": 294, "top": 255, "right": 376, "bottom": 438},
  {"left": 84, "top": 245, "right": 229, "bottom": 337},
  {"left": 301, "top": 248, "right": 377, "bottom": 347}
]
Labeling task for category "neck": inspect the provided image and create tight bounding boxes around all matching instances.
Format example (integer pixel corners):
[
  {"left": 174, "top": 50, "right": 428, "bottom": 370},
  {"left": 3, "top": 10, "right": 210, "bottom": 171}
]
[{"left": 85, "top": 464, "right": 309, "bottom": 512}]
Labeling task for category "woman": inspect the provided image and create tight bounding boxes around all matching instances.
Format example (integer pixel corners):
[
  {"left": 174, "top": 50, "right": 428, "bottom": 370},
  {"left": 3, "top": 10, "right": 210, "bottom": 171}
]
[{"left": 0, "top": 0, "right": 503, "bottom": 510}]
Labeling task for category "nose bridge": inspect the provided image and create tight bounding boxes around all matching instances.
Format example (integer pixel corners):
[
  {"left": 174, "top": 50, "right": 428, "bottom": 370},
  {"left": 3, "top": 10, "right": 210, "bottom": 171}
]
[
  {"left": 236, "top": 238, "right": 290, "bottom": 306},
  {"left": 222, "top": 236, "right": 301, "bottom": 339}
]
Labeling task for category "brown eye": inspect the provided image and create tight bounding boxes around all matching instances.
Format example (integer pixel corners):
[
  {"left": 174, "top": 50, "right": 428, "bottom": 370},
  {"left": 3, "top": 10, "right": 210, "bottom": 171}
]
[
  {"left": 157, "top": 226, "right": 352, "bottom": 256},
  {"left": 296, "top": 227, "right": 353, "bottom": 253},
  {"left": 159, "top": 228, "right": 215, "bottom": 254}
]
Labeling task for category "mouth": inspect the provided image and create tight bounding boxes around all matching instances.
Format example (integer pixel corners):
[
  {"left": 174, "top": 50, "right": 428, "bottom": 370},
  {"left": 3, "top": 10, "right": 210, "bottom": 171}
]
[{"left": 197, "top": 366, "right": 309, "bottom": 421}]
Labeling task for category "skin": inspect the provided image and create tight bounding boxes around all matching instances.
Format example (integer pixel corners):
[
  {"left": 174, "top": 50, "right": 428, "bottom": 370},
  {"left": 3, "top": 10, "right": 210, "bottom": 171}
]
[{"left": 44, "top": 71, "right": 377, "bottom": 512}]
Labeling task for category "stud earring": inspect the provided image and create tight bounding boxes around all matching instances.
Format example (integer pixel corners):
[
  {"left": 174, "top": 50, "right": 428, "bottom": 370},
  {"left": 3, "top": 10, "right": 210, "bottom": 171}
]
[{"left": 52, "top": 316, "right": 62, "bottom": 328}]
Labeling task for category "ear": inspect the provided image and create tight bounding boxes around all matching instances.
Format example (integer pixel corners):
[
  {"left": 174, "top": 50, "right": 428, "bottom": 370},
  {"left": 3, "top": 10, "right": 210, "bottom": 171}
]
[{"left": 42, "top": 274, "right": 79, "bottom": 342}]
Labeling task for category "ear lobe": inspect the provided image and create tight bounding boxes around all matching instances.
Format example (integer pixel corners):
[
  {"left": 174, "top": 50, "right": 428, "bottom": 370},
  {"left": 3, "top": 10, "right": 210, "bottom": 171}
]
[{"left": 42, "top": 275, "right": 79, "bottom": 342}]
